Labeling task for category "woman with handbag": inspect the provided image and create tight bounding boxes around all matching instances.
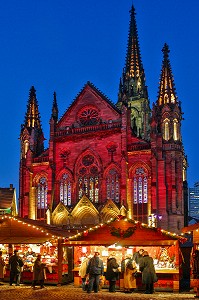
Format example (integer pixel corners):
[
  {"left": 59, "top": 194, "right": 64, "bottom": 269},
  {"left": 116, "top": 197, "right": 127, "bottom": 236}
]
[
  {"left": 105, "top": 252, "right": 119, "bottom": 293},
  {"left": 121, "top": 254, "right": 137, "bottom": 293}
]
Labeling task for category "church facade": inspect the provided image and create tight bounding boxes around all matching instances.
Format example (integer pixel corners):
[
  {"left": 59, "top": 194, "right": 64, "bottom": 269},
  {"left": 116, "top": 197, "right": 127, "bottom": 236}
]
[{"left": 19, "top": 5, "right": 188, "bottom": 234}]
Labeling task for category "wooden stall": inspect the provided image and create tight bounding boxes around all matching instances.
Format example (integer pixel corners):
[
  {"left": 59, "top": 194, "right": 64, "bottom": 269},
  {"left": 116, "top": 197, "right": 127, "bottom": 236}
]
[
  {"left": 0, "top": 215, "right": 74, "bottom": 285},
  {"left": 63, "top": 216, "right": 186, "bottom": 292},
  {"left": 182, "top": 223, "right": 199, "bottom": 297}
]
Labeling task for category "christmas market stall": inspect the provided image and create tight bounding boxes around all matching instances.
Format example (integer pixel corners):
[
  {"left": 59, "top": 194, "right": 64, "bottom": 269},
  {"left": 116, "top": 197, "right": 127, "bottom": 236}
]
[
  {"left": 63, "top": 216, "right": 186, "bottom": 292},
  {"left": 0, "top": 215, "right": 74, "bottom": 285}
]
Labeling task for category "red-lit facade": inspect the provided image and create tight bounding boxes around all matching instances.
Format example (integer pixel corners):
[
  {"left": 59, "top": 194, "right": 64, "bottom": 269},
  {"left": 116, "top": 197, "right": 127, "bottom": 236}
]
[{"left": 19, "top": 6, "right": 188, "bottom": 234}]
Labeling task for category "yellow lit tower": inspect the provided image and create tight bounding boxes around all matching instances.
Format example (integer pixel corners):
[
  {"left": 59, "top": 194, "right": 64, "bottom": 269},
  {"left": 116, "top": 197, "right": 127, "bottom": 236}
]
[{"left": 150, "top": 44, "right": 188, "bottom": 232}]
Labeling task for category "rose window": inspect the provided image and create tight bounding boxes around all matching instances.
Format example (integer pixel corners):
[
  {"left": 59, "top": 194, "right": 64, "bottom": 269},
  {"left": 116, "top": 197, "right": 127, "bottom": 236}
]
[{"left": 78, "top": 107, "right": 99, "bottom": 125}]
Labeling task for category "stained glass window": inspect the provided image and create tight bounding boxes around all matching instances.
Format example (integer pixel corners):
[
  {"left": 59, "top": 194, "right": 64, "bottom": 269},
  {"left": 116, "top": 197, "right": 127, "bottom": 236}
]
[
  {"left": 133, "top": 167, "right": 148, "bottom": 223},
  {"left": 60, "top": 173, "right": 71, "bottom": 206},
  {"left": 106, "top": 169, "right": 120, "bottom": 203},
  {"left": 37, "top": 177, "right": 47, "bottom": 219},
  {"left": 133, "top": 168, "right": 148, "bottom": 204},
  {"left": 78, "top": 155, "right": 99, "bottom": 203}
]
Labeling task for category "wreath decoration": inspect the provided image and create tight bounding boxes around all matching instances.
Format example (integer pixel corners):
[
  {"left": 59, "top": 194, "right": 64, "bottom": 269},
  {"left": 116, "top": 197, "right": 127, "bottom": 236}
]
[{"left": 110, "top": 225, "right": 137, "bottom": 238}]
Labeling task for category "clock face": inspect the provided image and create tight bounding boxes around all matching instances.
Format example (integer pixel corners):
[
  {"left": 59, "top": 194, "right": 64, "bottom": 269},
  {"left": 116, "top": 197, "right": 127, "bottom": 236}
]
[{"left": 78, "top": 106, "right": 99, "bottom": 126}]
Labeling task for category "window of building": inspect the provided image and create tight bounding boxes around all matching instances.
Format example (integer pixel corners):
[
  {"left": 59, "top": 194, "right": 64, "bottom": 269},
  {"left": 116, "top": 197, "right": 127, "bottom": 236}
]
[
  {"left": 163, "top": 119, "right": 170, "bottom": 141},
  {"left": 173, "top": 119, "right": 179, "bottom": 141},
  {"left": 37, "top": 177, "right": 47, "bottom": 219},
  {"left": 60, "top": 173, "right": 71, "bottom": 206},
  {"left": 78, "top": 154, "right": 99, "bottom": 203},
  {"left": 132, "top": 167, "right": 148, "bottom": 223},
  {"left": 106, "top": 169, "right": 120, "bottom": 203}
]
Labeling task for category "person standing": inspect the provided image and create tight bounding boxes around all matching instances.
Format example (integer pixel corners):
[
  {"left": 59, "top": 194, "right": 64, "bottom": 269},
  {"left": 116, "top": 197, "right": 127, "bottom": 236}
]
[
  {"left": 9, "top": 249, "right": 24, "bottom": 286},
  {"left": 105, "top": 252, "right": 119, "bottom": 293},
  {"left": 32, "top": 254, "right": 46, "bottom": 289},
  {"left": 139, "top": 251, "right": 157, "bottom": 294},
  {"left": 121, "top": 254, "right": 137, "bottom": 293},
  {"left": 86, "top": 251, "right": 104, "bottom": 294},
  {"left": 79, "top": 255, "right": 91, "bottom": 291},
  {"left": 0, "top": 251, "right": 5, "bottom": 285},
  {"left": 133, "top": 249, "right": 144, "bottom": 266}
]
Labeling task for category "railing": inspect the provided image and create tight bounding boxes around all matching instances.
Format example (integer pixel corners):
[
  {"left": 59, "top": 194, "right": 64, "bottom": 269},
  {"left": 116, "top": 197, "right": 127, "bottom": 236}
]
[{"left": 54, "top": 121, "right": 122, "bottom": 137}]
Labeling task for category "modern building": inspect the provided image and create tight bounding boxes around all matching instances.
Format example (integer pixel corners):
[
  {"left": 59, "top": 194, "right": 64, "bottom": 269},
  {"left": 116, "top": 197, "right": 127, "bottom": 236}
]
[
  {"left": 18, "top": 5, "right": 188, "bottom": 233},
  {"left": 188, "top": 182, "right": 199, "bottom": 224}
]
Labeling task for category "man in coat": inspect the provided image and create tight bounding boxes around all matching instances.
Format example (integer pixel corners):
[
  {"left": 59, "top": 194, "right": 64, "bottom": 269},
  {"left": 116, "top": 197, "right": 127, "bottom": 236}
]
[
  {"left": 86, "top": 251, "right": 104, "bottom": 293},
  {"left": 139, "top": 251, "right": 157, "bottom": 294},
  {"left": 9, "top": 249, "right": 24, "bottom": 286}
]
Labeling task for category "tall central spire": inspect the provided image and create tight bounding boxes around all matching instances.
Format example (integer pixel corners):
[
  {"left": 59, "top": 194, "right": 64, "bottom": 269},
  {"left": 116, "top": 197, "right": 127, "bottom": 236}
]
[
  {"left": 118, "top": 5, "right": 148, "bottom": 101},
  {"left": 117, "top": 5, "right": 150, "bottom": 140}
]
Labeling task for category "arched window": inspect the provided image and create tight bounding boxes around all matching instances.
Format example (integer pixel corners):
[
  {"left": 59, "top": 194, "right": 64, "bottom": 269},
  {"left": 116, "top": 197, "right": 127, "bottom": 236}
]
[
  {"left": 132, "top": 167, "right": 148, "bottom": 223},
  {"left": 173, "top": 119, "right": 179, "bottom": 141},
  {"left": 106, "top": 169, "right": 120, "bottom": 203},
  {"left": 163, "top": 119, "right": 170, "bottom": 141},
  {"left": 60, "top": 173, "right": 71, "bottom": 206},
  {"left": 37, "top": 177, "right": 47, "bottom": 219},
  {"left": 78, "top": 154, "right": 99, "bottom": 203}
]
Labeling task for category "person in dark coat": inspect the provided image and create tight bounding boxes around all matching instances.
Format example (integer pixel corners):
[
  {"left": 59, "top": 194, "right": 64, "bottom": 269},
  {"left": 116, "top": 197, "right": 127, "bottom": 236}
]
[
  {"left": 105, "top": 252, "right": 119, "bottom": 293},
  {"left": 133, "top": 249, "right": 144, "bottom": 265},
  {"left": 139, "top": 251, "right": 157, "bottom": 294},
  {"left": 31, "top": 254, "right": 46, "bottom": 289},
  {"left": 86, "top": 251, "right": 104, "bottom": 294},
  {"left": 9, "top": 250, "right": 24, "bottom": 286}
]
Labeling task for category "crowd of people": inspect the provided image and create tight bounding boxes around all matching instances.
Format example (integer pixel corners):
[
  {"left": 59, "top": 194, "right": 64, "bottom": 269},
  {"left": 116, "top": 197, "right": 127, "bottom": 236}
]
[
  {"left": 0, "top": 247, "right": 158, "bottom": 294},
  {"left": 79, "top": 249, "right": 158, "bottom": 294}
]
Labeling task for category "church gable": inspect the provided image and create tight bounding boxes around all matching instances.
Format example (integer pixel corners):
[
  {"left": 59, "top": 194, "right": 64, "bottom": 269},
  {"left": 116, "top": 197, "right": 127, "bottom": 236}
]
[
  {"left": 58, "top": 82, "right": 121, "bottom": 129},
  {"left": 52, "top": 202, "right": 69, "bottom": 226},
  {"left": 71, "top": 195, "right": 99, "bottom": 226},
  {"left": 100, "top": 199, "right": 120, "bottom": 222}
]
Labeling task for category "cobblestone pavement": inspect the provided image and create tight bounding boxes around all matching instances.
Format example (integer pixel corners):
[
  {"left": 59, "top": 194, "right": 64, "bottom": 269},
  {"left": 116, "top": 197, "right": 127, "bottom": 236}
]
[{"left": 0, "top": 283, "right": 196, "bottom": 300}]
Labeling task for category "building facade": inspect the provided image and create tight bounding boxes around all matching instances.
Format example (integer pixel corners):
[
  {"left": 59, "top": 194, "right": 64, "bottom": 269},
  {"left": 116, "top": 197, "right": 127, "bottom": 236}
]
[
  {"left": 19, "top": 5, "right": 188, "bottom": 233},
  {"left": 188, "top": 182, "right": 199, "bottom": 224}
]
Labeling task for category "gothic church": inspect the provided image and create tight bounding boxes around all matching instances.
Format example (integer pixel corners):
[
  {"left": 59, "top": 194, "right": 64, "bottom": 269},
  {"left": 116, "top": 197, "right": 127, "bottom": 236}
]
[{"left": 19, "top": 5, "right": 188, "bottom": 234}]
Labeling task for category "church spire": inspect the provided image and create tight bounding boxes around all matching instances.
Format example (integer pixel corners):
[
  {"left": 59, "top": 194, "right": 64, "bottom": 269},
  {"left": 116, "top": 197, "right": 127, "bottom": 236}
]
[
  {"left": 51, "top": 91, "right": 58, "bottom": 122},
  {"left": 24, "top": 86, "right": 42, "bottom": 128},
  {"left": 118, "top": 5, "right": 148, "bottom": 101},
  {"left": 20, "top": 86, "right": 44, "bottom": 157},
  {"left": 117, "top": 5, "right": 150, "bottom": 141},
  {"left": 157, "top": 43, "right": 178, "bottom": 106}
]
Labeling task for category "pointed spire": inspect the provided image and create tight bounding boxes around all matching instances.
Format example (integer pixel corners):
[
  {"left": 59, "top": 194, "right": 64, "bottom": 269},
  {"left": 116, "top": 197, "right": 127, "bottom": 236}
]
[
  {"left": 157, "top": 43, "right": 178, "bottom": 106},
  {"left": 24, "top": 86, "right": 42, "bottom": 128},
  {"left": 51, "top": 91, "right": 58, "bottom": 122},
  {"left": 119, "top": 5, "right": 148, "bottom": 100}
]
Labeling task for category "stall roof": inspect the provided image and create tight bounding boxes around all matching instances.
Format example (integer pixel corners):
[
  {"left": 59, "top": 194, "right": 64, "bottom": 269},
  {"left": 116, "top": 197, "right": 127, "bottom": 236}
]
[
  {"left": 182, "top": 222, "right": 199, "bottom": 233},
  {"left": 64, "top": 216, "right": 186, "bottom": 247},
  {"left": 182, "top": 222, "right": 199, "bottom": 244},
  {"left": 0, "top": 215, "right": 74, "bottom": 244}
]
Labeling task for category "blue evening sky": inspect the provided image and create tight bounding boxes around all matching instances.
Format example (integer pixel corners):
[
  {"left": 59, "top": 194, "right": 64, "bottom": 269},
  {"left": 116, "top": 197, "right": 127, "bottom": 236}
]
[{"left": 0, "top": 0, "right": 198, "bottom": 196}]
